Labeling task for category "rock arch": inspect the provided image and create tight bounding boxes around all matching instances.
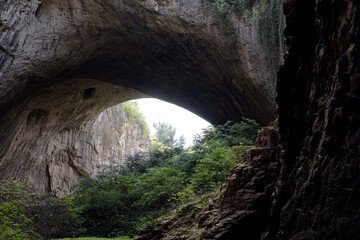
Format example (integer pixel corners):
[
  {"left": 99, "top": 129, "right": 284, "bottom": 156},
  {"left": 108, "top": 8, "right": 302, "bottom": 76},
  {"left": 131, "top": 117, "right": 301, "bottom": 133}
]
[{"left": 0, "top": 0, "right": 281, "bottom": 192}]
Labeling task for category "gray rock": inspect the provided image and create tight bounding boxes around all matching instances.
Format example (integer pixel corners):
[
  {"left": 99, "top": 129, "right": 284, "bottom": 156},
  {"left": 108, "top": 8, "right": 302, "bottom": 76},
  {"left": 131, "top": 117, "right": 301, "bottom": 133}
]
[{"left": 0, "top": 0, "right": 283, "bottom": 194}]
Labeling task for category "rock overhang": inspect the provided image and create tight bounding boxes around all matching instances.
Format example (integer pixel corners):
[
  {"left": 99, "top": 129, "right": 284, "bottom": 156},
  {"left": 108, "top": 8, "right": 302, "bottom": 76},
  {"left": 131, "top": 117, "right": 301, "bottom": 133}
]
[
  {"left": 0, "top": 0, "right": 278, "bottom": 125},
  {"left": 0, "top": 0, "right": 282, "bottom": 190}
]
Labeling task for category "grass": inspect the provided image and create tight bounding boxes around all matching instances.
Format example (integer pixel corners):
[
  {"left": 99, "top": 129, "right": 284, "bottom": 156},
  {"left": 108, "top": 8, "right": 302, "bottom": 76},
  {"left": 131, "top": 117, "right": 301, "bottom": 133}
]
[{"left": 57, "top": 237, "right": 133, "bottom": 240}]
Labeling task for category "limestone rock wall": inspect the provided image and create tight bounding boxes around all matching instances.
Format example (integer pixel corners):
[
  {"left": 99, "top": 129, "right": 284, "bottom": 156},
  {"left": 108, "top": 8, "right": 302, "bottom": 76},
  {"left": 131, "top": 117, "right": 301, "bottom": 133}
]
[
  {"left": 47, "top": 104, "right": 150, "bottom": 196},
  {"left": 0, "top": 77, "right": 148, "bottom": 194},
  {"left": 0, "top": 0, "right": 280, "bottom": 125},
  {"left": 0, "top": 0, "right": 284, "bottom": 195}
]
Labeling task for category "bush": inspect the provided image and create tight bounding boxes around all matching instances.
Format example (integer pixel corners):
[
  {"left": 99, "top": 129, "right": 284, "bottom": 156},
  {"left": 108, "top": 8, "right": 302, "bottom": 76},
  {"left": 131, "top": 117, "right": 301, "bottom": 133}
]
[
  {"left": 135, "top": 167, "right": 186, "bottom": 210},
  {"left": 73, "top": 173, "right": 139, "bottom": 237},
  {"left": 125, "top": 140, "right": 183, "bottom": 176},
  {"left": 190, "top": 142, "right": 252, "bottom": 193},
  {"left": 0, "top": 180, "right": 38, "bottom": 239},
  {"left": 0, "top": 179, "right": 82, "bottom": 239},
  {"left": 31, "top": 195, "right": 83, "bottom": 239},
  {"left": 0, "top": 200, "right": 34, "bottom": 240},
  {"left": 0, "top": 118, "right": 260, "bottom": 239},
  {"left": 122, "top": 101, "right": 150, "bottom": 137},
  {"left": 197, "top": 118, "right": 261, "bottom": 146}
]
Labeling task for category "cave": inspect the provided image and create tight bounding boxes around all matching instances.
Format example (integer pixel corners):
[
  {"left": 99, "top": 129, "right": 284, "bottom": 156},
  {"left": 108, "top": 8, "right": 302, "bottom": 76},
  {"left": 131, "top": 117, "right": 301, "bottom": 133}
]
[
  {"left": 0, "top": 0, "right": 359, "bottom": 239},
  {"left": 0, "top": 0, "right": 280, "bottom": 192}
]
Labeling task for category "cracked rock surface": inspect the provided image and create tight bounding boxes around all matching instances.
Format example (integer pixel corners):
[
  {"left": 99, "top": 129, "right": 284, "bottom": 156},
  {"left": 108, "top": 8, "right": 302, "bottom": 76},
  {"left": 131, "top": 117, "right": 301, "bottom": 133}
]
[{"left": 0, "top": 0, "right": 281, "bottom": 193}]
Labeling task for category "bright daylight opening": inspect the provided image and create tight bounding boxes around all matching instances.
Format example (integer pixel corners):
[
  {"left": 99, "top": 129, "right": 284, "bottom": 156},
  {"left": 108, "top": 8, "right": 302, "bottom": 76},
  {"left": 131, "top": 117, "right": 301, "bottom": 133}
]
[{"left": 133, "top": 98, "right": 212, "bottom": 146}]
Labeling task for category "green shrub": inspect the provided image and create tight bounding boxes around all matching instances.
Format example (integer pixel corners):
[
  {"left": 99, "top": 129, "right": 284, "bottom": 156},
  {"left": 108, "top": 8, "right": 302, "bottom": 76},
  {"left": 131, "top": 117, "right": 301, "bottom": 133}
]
[
  {"left": 31, "top": 195, "right": 83, "bottom": 239},
  {"left": 0, "top": 179, "right": 82, "bottom": 239},
  {"left": 172, "top": 188, "right": 195, "bottom": 204},
  {"left": 70, "top": 118, "right": 261, "bottom": 237},
  {"left": 0, "top": 200, "right": 34, "bottom": 240},
  {"left": 122, "top": 101, "right": 150, "bottom": 137},
  {"left": 197, "top": 118, "right": 261, "bottom": 146},
  {"left": 135, "top": 167, "right": 186, "bottom": 209},
  {"left": 189, "top": 143, "right": 252, "bottom": 194},
  {"left": 73, "top": 173, "right": 139, "bottom": 237},
  {"left": 0, "top": 180, "right": 38, "bottom": 239}
]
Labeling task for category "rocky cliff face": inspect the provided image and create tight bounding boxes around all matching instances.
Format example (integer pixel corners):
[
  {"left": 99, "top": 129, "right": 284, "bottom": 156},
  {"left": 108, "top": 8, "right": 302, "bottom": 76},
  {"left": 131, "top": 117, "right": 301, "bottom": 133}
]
[
  {"left": 0, "top": 0, "right": 283, "bottom": 194},
  {"left": 1, "top": 100, "right": 150, "bottom": 196},
  {"left": 274, "top": 0, "right": 360, "bottom": 238},
  {"left": 136, "top": 0, "right": 360, "bottom": 239},
  {"left": 47, "top": 104, "right": 150, "bottom": 196},
  {"left": 0, "top": 76, "right": 150, "bottom": 194},
  {"left": 3, "top": 0, "right": 358, "bottom": 238}
]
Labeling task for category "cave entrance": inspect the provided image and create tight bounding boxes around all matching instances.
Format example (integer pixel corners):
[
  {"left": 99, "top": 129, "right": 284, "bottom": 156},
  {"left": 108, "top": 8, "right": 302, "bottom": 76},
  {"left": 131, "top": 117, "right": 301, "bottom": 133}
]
[{"left": 0, "top": 0, "right": 282, "bottom": 196}]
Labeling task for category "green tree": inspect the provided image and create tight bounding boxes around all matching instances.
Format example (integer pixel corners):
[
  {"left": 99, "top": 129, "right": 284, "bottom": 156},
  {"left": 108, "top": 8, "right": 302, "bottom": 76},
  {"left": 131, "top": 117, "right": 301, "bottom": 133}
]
[
  {"left": 0, "top": 200, "right": 34, "bottom": 240},
  {"left": 190, "top": 142, "right": 252, "bottom": 193},
  {"left": 0, "top": 179, "right": 82, "bottom": 239},
  {"left": 153, "top": 122, "right": 177, "bottom": 147},
  {"left": 134, "top": 167, "right": 186, "bottom": 210},
  {"left": 122, "top": 101, "right": 150, "bottom": 137},
  {"left": 125, "top": 140, "right": 183, "bottom": 176},
  {"left": 153, "top": 122, "right": 186, "bottom": 148},
  {"left": 69, "top": 118, "right": 262, "bottom": 237},
  {"left": 0, "top": 180, "right": 37, "bottom": 240},
  {"left": 198, "top": 118, "right": 261, "bottom": 146},
  {"left": 175, "top": 135, "right": 186, "bottom": 148},
  {"left": 30, "top": 195, "right": 83, "bottom": 239},
  {"left": 73, "top": 171, "right": 139, "bottom": 237}
]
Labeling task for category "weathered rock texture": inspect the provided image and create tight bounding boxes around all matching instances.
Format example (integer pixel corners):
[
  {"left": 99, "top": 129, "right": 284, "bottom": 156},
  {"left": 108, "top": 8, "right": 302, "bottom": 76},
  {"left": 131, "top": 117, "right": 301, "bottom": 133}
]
[
  {"left": 0, "top": 0, "right": 280, "bottom": 124},
  {"left": 0, "top": 76, "right": 150, "bottom": 194},
  {"left": 47, "top": 104, "right": 150, "bottom": 196},
  {"left": 136, "top": 121, "right": 281, "bottom": 240},
  {"left": 136, "top": 0, "right": 360, "bottom": 239},
  {"left": 274, "top": 0, "right": 360, "bottom": 238},
  {"left": 0, "top": 0, "right": 283, "bottom": 194}
]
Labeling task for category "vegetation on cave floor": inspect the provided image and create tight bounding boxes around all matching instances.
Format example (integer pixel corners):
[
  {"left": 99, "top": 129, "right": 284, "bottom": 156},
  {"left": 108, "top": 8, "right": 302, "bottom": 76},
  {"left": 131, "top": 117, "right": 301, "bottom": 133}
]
[
  {"left": 57, "top": 238, "right": 133, "bottom": 240},
  {"left": 0, "top": 116, "right": 261, "bottom": 240}
]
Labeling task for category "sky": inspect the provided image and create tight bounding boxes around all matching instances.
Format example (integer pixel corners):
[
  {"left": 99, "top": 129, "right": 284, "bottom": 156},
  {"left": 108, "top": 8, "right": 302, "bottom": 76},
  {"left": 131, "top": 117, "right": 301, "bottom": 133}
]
[{"left": 133, "top": 98, "right": 211, "bottom": 146}]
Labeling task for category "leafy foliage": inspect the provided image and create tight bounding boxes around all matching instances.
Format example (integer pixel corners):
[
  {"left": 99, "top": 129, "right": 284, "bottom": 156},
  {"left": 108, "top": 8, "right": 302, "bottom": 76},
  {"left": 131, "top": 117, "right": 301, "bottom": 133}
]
[
  {"left": 0, "top": 179, "right": 81, "bottom": 239},
  {"left": 0, "top": 118, "right": 261, "bottom": 238},
  {"left": 203, "top": 0, "right": 285, "bottom": 80},
  {"left": 0, "top": 200, "right": 34, "bottom": 240},
  {"left": 73, "top": 172, "right": 140, "bottom": 237},
  {"left": 125, "top": 141, "right": 183, "bottom": 176},
  {"left": 122, "top": 101, "right": 150, "bottom": 137},
  {"left": 153, "top": 122, "right": 176, "bottom": 147},
  {"left": 31, "top": 195, "right": 83, "bottom": 239},
  {"left": 190, "top": 143, "right": 252, "bottom": 194},
  {"left": 0, "top": 180, "right": 37, "bottom": 240},
  {"left": 199, "top": 118, "right": 261, "bottom": 146},
  {"left": 135, "top": 167, "right": 185, "bottom": 210},
  {"left": 188, "top": 119, "right": 258, "bottom": 193},
  {"left": 153, "top": 122, "right": 185, "bottom": 148}
]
